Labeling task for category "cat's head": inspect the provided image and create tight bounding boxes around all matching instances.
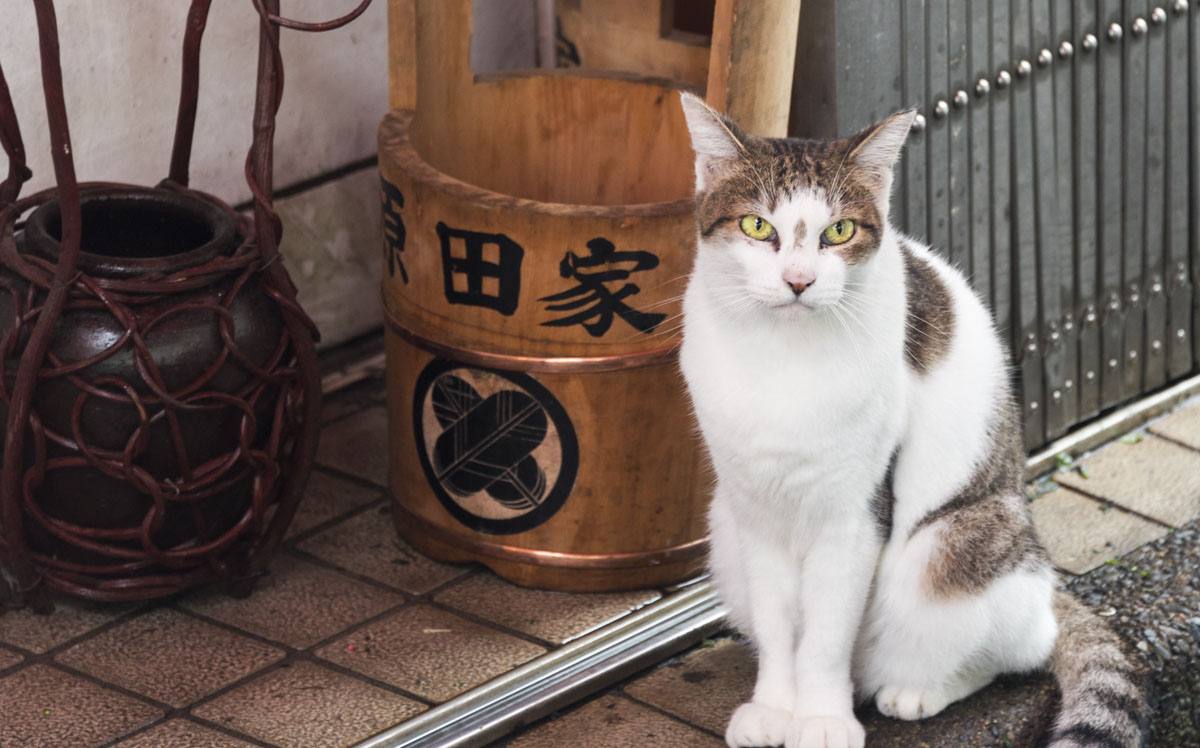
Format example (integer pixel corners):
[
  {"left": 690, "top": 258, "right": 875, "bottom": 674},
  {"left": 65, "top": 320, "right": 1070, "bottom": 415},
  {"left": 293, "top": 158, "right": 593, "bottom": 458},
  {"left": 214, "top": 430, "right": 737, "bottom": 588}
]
[{"left": 680, "top": 92, "right": 914, "bottom": 320}]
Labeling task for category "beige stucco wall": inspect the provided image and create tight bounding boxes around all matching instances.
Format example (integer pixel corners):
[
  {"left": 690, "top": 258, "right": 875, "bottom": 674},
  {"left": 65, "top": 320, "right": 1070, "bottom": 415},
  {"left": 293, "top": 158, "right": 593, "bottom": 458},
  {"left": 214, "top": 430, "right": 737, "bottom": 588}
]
[{"left": 2, "top": 1, "right": 387, "bottom": 207}]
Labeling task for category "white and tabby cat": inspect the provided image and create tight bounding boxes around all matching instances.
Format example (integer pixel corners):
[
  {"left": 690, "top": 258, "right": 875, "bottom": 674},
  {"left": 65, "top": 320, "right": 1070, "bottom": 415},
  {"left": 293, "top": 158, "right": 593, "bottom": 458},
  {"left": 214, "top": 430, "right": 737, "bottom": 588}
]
[{"left": 677, "top": 92, "right": 1145, "bottom": 748}]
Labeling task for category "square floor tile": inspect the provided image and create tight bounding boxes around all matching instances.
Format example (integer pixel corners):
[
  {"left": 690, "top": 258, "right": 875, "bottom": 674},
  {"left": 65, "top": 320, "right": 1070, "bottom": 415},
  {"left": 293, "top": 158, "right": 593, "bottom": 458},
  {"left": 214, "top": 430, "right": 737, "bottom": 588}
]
[
  {"left": 510, "top": 694, "right": 723, "bottom": 747},
  {"left": 56, "top": 608, "right": 284, "bottom": 707},
  {"left": 287, "top": 470, "right": 381, "bottom": 540},
  {"left": 321, "top": 377, "right": 385, "bottom": 425},
  {"left": 112, "top": 718, "right": 256, "bottom": 747},
  {"left": 1030, "top": 488, "right": 1170, "bottom": 574},
  {"left": 1055, "top": 435, "right": 1200, "bottom": 526},
  {"left": 436, "top": 574, "right": 660, "bottom": 644},
  {"left": 296, "top": 503, "right": 468, "bottom": 594},
  {"left": 0, "top": 597, "right": 137, "bottom": 654},
  {"left": 317, "top": 406, "right": 388, "bottom": 486},
  {"left": 624, "top": 637, "right": 752, "bottom": 736},
  {"left": 1149, "top": 403, "right": 1200, "bottom": 451},
  {"left": 0, "top": 664, "right": 161, "bottom": 747},
  {"left": 180, "top": 555, "right": 404, "bottom": 649},
  {"left": 194, "top": 660, "right": 426, "bottom": 748},
  {"left": 316, "top": 604, "right": 545, "bottom": 703},
  {"left": 0, "top": 645, "right": 23, "bottom": 671}
]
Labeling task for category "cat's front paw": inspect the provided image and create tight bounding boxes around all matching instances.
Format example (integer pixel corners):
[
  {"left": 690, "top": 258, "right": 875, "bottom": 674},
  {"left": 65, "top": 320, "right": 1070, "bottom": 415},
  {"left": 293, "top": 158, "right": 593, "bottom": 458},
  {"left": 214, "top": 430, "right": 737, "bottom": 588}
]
[
  {"left": 874, "top": 684, "right": 952, "bottom": 720},
  {"left": 725, "top": 701, "right": 792, "bottom": 747},
  {"left": 784, "top": 714, "right": 865, "bottom": 748}
]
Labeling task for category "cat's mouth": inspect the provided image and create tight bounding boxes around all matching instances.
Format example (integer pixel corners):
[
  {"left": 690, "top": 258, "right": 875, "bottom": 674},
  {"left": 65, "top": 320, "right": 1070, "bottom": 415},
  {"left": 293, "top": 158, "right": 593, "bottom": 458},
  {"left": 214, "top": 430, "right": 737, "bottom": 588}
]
[
  {"left": 769, "top": 296, "right": 820, "bottom": 314},
  {"left": 775, "top": 292, "right": 820, "bottom": 308}
]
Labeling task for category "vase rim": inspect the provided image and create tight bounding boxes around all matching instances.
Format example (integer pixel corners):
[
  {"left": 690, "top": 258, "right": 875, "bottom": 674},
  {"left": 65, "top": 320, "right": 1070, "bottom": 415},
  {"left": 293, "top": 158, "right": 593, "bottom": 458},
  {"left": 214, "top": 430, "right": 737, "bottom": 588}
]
[{"left": 22, "top": 186, "right": 240, "bottom": 278}]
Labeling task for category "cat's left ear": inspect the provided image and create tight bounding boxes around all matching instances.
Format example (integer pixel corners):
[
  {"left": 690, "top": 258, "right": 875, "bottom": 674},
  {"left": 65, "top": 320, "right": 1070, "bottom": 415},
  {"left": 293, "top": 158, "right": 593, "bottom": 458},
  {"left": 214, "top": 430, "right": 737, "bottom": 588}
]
[
  {"left": 679, "top": 92, "right": 747, "bottom": 191},
  {"left": 847, "top": 109, "right": 917, "bottom": 185}
]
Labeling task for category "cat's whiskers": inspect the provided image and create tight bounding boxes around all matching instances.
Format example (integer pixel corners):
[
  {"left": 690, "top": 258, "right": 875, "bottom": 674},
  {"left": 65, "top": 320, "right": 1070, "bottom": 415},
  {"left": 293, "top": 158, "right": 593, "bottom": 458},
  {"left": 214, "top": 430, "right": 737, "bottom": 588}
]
[{"left": 642, "top": 293, "right": 688, "bottom": 311}]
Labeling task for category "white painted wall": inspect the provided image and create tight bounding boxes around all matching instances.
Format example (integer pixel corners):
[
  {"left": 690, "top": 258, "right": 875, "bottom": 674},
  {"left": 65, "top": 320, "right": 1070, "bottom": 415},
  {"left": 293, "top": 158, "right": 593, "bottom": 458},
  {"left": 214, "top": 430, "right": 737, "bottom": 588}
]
[{"left": 1, "top": 1, "right": 387, "bottom": 204}]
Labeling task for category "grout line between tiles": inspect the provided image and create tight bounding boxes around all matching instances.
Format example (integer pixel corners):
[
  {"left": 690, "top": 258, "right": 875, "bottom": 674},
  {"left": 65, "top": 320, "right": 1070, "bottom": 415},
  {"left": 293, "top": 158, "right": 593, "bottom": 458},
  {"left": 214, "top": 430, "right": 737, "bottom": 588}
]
[
  {"left": 322, "top": 395, "right": 387, "bottom": 427},
  {"left": 184, "top": 714, "right": 283, "bottom": 748},
  {"left": 2, "top": 601, "right": 153, "bottom": 659},
  {"left": 93, "top": 712, "right": 279, "bottom": 748},
  {"left": 42, "top": 659, "right": 175, "bottom": 713},
  {"left": 1050, "top": 481, "right": 1182, "bottom": 530},
  {"left": 616, "top": 690, "right": 725, "bottom": 739},
  {"left": 422, "top": 598, "right": 558, "bottom": 651},
  {"left": 277, "top": 543, "right": 423, "bottom": 599},
  {"left": 91, "top": 716, "right": 177, "bottom": 748},
  {"left": 284, "top": 494, "right": 388, "bottom": 546},
  {"left": 293, "top": 652, "right": 438, "bottom": 708},
  {"left": 281, "top": 544, "right": 444, "bottom": 598},
  {"left": 1142, "top": 428, "right": 1200, "bottom": 456},
  {"left": 490, "top": 680, "right": 616, "bottom": 744},
  {"left": 419, "top": 566, "right": 482, "bottom": 598},
  {"left": 309, "top": 462, "right": 389, "bottom": 493},
  {"left": 169, "top": 601, "right": 439, "bottom": 708}
]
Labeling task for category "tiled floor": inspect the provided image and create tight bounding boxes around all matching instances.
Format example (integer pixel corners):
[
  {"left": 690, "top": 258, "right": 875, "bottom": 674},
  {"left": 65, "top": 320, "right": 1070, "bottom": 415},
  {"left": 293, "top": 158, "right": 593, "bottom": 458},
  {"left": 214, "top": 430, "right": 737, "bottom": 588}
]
[
  {"left": 4, "top": 361, "right": 1200, "bottom": 747},
  {"left": 0, "top": 374, "right": 665, "bottom": 748}
]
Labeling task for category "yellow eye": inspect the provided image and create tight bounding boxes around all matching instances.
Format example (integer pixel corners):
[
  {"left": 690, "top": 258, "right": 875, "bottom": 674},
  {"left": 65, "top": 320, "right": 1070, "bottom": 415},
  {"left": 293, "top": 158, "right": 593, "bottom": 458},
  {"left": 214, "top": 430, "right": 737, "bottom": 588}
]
[
  {"left": 821, "top": 219, "right": 856, "bottom": 245},
  {"left": 739, "top": 215, "right": 775, "bottom": 241}
]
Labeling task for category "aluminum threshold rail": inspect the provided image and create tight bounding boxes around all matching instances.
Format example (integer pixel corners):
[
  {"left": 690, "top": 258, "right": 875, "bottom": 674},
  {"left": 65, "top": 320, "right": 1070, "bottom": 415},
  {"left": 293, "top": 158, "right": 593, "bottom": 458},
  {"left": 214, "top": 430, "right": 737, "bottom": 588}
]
[
  {"left": 337, "top": 354, "right": 1200, "bottom": 748},
  {"left": 354, "top": 583, "right": 727, "bottom": 748}
]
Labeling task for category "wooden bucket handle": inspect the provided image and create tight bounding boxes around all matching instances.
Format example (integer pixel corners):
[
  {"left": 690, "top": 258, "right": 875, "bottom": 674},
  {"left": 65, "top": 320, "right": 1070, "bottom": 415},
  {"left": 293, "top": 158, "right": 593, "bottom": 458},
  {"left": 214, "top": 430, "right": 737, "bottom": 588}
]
[{"left": 392, "top": 0, "right": 800, "bottom": 137}]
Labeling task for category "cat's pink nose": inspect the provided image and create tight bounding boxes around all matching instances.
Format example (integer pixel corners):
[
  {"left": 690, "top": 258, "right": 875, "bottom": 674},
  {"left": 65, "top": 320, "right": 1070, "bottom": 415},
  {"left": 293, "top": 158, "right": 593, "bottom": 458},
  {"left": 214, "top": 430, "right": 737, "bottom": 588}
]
[{"left": 783, "top": 270, "right": 816, "bottom": 295}]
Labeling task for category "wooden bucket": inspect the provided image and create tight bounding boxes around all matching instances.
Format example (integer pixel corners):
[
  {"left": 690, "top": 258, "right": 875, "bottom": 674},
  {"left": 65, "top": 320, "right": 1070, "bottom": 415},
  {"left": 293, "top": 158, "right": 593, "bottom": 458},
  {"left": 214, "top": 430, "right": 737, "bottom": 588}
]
[{"left": 379, "top": 0, "right": 710, "bottom": 591}]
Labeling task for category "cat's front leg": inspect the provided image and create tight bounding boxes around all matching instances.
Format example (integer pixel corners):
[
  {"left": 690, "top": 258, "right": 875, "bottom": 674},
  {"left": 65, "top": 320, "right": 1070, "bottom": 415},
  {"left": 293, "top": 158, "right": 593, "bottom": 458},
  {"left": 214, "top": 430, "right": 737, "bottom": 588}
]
[
  {"left": 786, "top": 514, "right": 879, "bottom": 748},
  {"left": 712, "top": 500, "right": 798, "bottom": 747}
]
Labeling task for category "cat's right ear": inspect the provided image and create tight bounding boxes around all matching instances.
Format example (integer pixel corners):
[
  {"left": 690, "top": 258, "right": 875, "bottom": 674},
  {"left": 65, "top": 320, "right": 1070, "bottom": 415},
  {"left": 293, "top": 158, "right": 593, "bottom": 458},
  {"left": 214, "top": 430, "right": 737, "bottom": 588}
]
[{"left": 679, "top": 92, "right": 745, "bottom": 191}]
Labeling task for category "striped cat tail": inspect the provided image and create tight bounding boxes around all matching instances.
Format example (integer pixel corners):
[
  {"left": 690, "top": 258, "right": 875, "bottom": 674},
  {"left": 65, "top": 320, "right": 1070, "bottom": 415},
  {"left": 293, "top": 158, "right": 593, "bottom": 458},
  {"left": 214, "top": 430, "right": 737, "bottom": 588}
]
[{"left": 1046, "top": 591, "right": 1148, "bottom": 748}]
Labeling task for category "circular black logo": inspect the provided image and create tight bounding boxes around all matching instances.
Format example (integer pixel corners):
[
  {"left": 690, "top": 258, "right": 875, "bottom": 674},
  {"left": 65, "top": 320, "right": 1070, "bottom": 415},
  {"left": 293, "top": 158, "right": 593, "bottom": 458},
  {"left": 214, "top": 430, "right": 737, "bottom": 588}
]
[{"left": 412, "top": 359, "right": 579, "bottom": 535}]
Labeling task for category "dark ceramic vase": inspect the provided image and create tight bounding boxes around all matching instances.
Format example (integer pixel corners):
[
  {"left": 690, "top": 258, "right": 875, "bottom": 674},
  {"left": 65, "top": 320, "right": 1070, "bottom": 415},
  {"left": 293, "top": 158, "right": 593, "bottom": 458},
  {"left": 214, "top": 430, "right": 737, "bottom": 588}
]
[{"left": 0, "top": 186, "right": 289, "bottom": 586}]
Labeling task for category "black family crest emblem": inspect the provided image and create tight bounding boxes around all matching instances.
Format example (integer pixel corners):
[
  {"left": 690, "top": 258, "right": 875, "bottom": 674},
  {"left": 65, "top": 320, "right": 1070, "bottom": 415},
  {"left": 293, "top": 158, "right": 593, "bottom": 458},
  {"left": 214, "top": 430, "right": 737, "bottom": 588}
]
[{"left": 412, "top": 359, "right": 578, "bottom": 534}]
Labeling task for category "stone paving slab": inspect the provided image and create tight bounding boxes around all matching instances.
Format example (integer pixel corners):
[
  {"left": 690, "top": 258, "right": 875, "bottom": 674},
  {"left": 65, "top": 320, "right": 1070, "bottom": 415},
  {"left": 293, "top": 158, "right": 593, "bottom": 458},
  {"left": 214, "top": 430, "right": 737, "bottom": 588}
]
[
  {"left": 508, "top": 693, "right": 724, "bottom": 747},
  {"left": 193, "top": 661, "right": 426, "bottom": 748},
  {"left": 624, "top": 637, "right": 751, "bottom": 736},
  {"left": 1055, "top": 435, "right": 1200, "bottom": 527},
  {"left": 1148, "top": 401, "right": 1200, "bottom": 451},
  {"left": 316, "top": 406, "right": 389, "bottom": 486},
  {"left": 0, "top": 598, "right": 138, "bottom": 654},
  {"left": 0, "top": 664, "right": 162, "bottom": 747},
  {"left": 435, "top": 574, "right": 661, "bottom": 645},
  {"left": 623, "top": 636, "right": 1056, "bottom": 748},
  {"left": 862, "top": 675, "right": 1058, "bottom": 748},
  {"left": 55, "top": 608, "right": 285, "bottom": 708},
  {"left": 315, "top": 604, "right": 546, "bottom": 703},
  {"left": 286, "top": 469, "right": 380, "bottom": 540},
  {"left": 113, "top": 719, "right": 258, "bottom": 748},
  {"left": 1030, "top": 487, "right": 1171, "bottom": 574},
  {"left": 180, "top": 554, "right": 405, "bottom": 649},
  {"left": 296, "top": 503, "right": 469, "bottom": 595}
]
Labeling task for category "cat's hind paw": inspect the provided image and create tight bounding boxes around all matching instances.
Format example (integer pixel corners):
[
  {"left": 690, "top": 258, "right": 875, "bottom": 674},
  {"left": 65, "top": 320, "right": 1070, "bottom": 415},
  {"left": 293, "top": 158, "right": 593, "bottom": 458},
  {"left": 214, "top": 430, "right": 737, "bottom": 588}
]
[
  {"left": 725, "top": 702, "right": 792, "bottom": 747},
  {"left": 784, "top": 715, "right": 865, "bottom": 748},
  {"left": 874, "top": 684, "right": 952, "bottom": 721}
]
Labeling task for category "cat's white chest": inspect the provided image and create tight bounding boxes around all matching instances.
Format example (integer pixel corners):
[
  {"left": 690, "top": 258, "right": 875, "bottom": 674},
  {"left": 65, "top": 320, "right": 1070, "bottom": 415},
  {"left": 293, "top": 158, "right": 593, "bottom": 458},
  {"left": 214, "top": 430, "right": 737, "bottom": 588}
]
[{"left": 680, "top": 291, "right": 904, "bottom": 493}]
